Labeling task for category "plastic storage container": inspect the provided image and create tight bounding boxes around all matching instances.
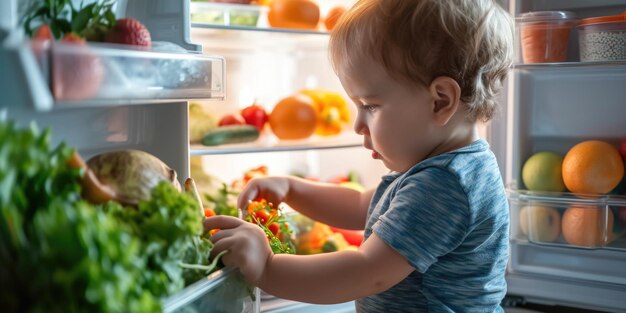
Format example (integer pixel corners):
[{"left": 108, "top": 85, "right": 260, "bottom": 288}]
[
  {"left": 191, "top": 2, "right": 265, "bottom": 27},
  {"left": 516, "top": 11, "right": 578, "bottom": 63},
  {"left": 509, "top": 189, "right": 626, "bottom": 250},
  {"left": 163, "top": 267, "right": 260, "bottom": 313},
  {"left": 31, "top": 40, "right": 225, "bottom": 105},
  {"left": 578, "top": 12, "right": 626, "bottom": 62}
]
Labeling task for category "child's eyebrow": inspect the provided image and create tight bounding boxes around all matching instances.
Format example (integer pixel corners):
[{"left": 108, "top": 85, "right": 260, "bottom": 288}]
[{"left": 349, "top": 94, "right": 380, "bottom": 103}]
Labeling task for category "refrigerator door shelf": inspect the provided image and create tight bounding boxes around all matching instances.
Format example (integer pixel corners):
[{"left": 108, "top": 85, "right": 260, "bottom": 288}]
[
  {"left": 0, "top": 40, "right": 225, "bottom": 111},
  {"left": 162, "top": 267, "right": 260, "bottom": 313}
]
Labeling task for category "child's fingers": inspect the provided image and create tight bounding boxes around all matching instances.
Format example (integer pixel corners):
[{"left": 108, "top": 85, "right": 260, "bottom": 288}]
[
  {"left": 208, "top": 227, "right": 234, "bottom": 244},
  {"left": 209, "top": 237, "right": 235, "bottom": 264},
  {"left": 237, "top": 184, "right": 259, "bottom": 210},
  {"left": 203, "top": 215, "right": 245, "bottom": 231}
]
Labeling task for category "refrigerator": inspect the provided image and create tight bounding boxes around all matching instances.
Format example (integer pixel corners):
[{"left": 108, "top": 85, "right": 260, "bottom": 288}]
[
  {"left": 2, "top": 0, "right": 626, "bottom": 312},
  {"left": 1, "top": 0, "right": 259, "bottom": 312},
  {"left": 494, "top": 0, "right": 626, "bottom": 312}
]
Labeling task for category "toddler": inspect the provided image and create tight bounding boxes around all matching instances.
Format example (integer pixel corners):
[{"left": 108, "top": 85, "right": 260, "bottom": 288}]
[{"left": 204, "top": 0, "right": 514, "bottom": 311}]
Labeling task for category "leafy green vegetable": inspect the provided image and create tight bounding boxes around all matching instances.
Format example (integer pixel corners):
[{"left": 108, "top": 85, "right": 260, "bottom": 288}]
[
  {"left": 203, "top": 182, "right": 240, "bottom": 217},
  {"left": 0, "top": 121, "right": 218, "bottom": 313},
  {"left": 250, "top": 214, "right": 295, "bottom": 255},
  {"left": 22, "top": 0, "right": 117, "bottom": 40}
]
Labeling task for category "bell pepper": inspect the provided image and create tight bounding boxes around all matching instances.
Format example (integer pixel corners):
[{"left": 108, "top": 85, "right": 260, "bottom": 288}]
[{"left": 300, "top": 89, "right": 351, "bottom": 136}]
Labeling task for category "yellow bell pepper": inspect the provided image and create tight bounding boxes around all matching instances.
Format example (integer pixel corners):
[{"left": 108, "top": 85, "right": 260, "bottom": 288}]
[{"left": 300, "top": 89, "right": 351, "bottom": 136}]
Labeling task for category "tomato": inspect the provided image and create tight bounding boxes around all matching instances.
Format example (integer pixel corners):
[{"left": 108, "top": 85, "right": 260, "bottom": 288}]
[
  {"left": 218, "top": 113, "right": 245, "bottom": 126},
  {"left": 241, "top": 104, "right": 269, "bottom": 132},
  {"left": 247, "top": 199, "right": 268, "bottom": 215},
  {"left": 209, "top": 229, "right": 220, "bottom": 236},
  {"left": 268, "top": 222, "right": 280, "bottom": 236},
  {"left": 253, "top": 209, "right": 270, "bottom": 225},
  {"left": 204, "top": 207, "right": 216, "bottom": 218},
  {"left": 620, "top": 137, "right": 626, "bottom": 162}
]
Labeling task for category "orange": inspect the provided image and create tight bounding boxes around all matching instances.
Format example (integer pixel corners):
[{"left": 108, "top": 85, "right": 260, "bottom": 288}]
[
  {"left": 562, "top": 140, "right": 624, "bottom": 194},
  {"left": 324, "top": 6, "right": 346, "bottom": 31},
  {"left": 562, "top": 205, "right": 614, "bottom": 247},
  {"left": 268, "top": 0, "right": 320, "bottom": 30},
  {"left": 269, "top": 94, "right": 318, "bottom": 140}
]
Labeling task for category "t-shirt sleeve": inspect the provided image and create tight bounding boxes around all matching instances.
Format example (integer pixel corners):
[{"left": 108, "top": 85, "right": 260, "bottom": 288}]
[{"left": 372, "top": 167, "right": 470, "bottom": 273}]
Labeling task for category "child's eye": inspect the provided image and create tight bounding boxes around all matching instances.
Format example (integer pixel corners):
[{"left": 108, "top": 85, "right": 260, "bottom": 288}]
[{"left": 361, "top": 104, "right": 378, "bottom": 112}]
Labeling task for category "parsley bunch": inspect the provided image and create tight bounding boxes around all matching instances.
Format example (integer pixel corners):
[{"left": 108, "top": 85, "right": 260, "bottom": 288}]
[{"left": 0, "top": 121, "right": 218, "bottom": 312}]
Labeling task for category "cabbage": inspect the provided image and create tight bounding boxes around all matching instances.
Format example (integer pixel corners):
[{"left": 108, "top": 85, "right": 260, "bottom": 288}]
[{"left": 87, "top": 149, "right": 181, "bottom": 206}]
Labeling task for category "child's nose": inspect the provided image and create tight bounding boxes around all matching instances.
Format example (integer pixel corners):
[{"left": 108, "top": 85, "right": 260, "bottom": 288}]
[{"left": 353, "top": 112, "right": 368, "bottom": 135}]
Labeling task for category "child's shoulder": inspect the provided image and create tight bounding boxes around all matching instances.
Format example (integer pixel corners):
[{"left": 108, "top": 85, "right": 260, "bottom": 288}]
[
  {"left": 411, "top": 139, "right": 494, "bottom": 175},
  {"left": 400, "top": 139, "right": 504, "bottom": 202}
]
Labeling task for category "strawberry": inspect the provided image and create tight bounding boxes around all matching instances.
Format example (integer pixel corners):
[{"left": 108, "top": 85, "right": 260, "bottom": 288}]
[
  {"left": 61, "top": 32, "right": 86, "bottom": 44},
  {"left": 51, "top": 33, "right": 104, "bottom": 101},
  {"left": 105, "top": 18, "right": 152, "bottom": 47},
  {"left": 33, "top": 24, "right": 53, "bottom": 41},
  {"left": 31, "top": 24, "right": 53, "bottom": 62}
]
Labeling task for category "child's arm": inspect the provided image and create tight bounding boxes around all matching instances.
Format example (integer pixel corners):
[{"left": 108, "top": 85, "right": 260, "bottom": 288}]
[
  {"left": 204, "top": 215, "right": 413, "bottom": 304},
  {"left": 238, "top": 175, "right": 374, "bottom": 230}
]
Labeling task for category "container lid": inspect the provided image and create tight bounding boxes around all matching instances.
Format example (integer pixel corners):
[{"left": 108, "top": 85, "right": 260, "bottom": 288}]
[
  {"left": 579, "top": 11, "right": 626, "bottom": 26},
  {"left": 516, "top": 11, "right": 577, "bottom": 23}
]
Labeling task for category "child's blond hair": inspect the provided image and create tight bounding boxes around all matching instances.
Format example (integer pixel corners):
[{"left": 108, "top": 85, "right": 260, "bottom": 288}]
[{"left": 329, "top": 0, "right": 514, "bottom": 122}]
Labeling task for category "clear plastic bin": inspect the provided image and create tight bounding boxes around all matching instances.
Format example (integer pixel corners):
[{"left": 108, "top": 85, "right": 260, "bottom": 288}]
[
  {"left": 32, "top": 40, "right": 225, "bottom": 105},
  {"left": 190, "top": 2, "right": 265, "bottom": 27},
  {"left": 578, "top": 12, "right": 626, "bottom": 62},
  {"left": 508, "top": 189, "right": 626, "bottom": 250},
  {"left": 516, "top": 11, "right": 578, "bottom": 63},
  {"left": 163, "top": 267, "right": 260, "bottom": 313}
]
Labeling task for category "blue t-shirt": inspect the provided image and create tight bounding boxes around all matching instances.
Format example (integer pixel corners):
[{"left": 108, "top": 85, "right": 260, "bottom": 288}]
[{"left": 356, "top": 139, "right": 509, "bottom": 312}]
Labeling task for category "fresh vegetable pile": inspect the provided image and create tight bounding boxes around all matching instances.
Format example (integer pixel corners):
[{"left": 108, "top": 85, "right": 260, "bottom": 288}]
[
  {"left": 0, "top": 121, "right": 214, "bottom": 313},
  {"left": 246, "top": 199, "right": 294, "bottom": 254},
  {"left": 198, "top": 165, "right": 296, "bottom": 255}
]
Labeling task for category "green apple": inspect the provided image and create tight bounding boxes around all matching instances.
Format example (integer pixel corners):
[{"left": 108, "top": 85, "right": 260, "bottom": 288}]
[
  {"left": 522, "top": 151, "right": 565, "bottom": 192},
  {"left": 519, "top": 205, "right": 561, "bottom": 242}
]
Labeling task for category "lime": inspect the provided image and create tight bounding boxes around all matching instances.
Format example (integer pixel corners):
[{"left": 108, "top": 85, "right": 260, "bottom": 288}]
[{"left": 522, "top": 151, "right": 566, "bottom": 192}]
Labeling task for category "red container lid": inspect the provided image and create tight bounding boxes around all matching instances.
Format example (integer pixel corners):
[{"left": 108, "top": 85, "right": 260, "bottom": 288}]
[{"left": 579, "top": 11, "right": 626, "bottom": 26}]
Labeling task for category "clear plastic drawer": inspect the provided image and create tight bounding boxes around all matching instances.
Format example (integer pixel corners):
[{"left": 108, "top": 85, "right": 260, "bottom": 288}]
[
  {"left": 163, "top": 267, "right": 260, "bottom": 313},
  {"left": 30, "top": 40, "right": 224, "bottom": 108},
  {"left": 508, "top": 189, "right": 626, "bottom": 250}
]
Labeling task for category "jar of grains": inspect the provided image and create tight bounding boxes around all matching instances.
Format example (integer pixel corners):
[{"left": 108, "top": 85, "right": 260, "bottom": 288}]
[{"left": 578, "top": 12, "right": 626, "bottom": 62}]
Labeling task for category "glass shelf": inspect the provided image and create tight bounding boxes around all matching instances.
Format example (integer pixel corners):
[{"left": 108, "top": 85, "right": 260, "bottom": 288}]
[
  {"left": 190, "top": 131, "right": 362, "bottom": 155},
  {"left": 1, "top": 40, "right": 225, "bottom": 111},
  {"left": 192, "top": 23, "right": 330, "bottom": 36},
  {"left": 190, "top": 1, "right": 329, "bottom": 36},
  {"left": 514, "top": 60, "right": 626, "bottom": 70}
]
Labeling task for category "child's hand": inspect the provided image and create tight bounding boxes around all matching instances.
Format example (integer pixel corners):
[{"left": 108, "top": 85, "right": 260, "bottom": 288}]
[
  {"left": 204, "top": 215, "right": 272, "bottom": 284},
  {"left": 237, "top": 176, "right": 290, "bottom": 210}
]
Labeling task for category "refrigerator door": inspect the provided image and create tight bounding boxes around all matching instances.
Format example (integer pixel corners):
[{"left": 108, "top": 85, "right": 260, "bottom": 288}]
[
  {"left": 1, "top": 0, "right": 259, "bottom": 311},
  {"left": 492, "top": 0, "right": 626, "bottom": 311}
]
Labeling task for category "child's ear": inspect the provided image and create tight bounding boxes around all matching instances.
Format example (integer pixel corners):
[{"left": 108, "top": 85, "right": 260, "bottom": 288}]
[{"left": 428, "top": 76, "right": 461, "bottom": 126}]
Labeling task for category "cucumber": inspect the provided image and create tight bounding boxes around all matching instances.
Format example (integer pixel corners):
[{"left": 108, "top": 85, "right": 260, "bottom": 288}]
[{"left": 201, "top": 125, "right": 260, "bottom": 146}]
